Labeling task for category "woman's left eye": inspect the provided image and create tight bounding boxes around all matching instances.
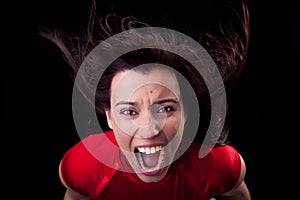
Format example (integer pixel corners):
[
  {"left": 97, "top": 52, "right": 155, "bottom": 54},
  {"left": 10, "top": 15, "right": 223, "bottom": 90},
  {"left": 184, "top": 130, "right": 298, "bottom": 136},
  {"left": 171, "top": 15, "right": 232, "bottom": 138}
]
[{"left": 157, "top": 106, "right": 175, "bottom": 113}]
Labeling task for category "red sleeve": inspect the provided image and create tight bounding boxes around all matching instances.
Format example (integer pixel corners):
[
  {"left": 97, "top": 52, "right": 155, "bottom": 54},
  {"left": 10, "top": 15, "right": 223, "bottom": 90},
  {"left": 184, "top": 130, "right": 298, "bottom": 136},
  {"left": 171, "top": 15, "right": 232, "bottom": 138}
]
[
  {"left": 60, "top": 131, "right": 118, "bottom": 199},
  {"left": 206, "top": 145, "right": 241, "bottom": 196},
  {"left": 180, "top": 143, "right": 241, "bottom": 198}
]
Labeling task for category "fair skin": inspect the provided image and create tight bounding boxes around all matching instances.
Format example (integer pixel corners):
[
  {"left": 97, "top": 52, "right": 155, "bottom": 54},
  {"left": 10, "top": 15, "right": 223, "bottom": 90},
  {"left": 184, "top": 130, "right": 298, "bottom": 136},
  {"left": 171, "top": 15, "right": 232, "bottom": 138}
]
[
  {"left": 106, "top": 67, "right": 185, "bottom": 182},
  {"left": 60, "top": 67, "right": 251, "bottom": 200}
]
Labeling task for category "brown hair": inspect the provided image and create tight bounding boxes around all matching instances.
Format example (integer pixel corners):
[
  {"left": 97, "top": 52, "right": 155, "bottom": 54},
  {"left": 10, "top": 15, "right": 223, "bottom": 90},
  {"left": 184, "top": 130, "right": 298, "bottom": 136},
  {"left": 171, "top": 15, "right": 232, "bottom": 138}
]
[{"left": 37, "top": 0, "right": 250, "bottom": 144}]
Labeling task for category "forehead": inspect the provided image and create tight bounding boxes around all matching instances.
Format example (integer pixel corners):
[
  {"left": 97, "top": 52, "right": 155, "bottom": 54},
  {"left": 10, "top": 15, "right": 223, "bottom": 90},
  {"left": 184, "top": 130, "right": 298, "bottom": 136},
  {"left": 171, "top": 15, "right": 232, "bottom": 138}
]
[{"left": 111, "top": 66, "right": 181, "bottom": 100}]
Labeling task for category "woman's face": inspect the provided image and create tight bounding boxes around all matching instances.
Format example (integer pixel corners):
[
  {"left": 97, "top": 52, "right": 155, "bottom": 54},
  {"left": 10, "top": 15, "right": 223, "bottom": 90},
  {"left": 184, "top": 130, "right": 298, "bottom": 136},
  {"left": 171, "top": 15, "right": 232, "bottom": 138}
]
[{"left": 105, "top": 67, "right": 185, "bottom": 182}]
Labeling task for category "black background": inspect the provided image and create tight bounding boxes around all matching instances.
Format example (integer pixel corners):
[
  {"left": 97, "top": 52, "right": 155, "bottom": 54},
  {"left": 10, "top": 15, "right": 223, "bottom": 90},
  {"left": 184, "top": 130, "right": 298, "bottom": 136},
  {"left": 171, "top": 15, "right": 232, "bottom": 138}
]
[{"left": 12, "top": 0, "right": 299, "bottom": 199}]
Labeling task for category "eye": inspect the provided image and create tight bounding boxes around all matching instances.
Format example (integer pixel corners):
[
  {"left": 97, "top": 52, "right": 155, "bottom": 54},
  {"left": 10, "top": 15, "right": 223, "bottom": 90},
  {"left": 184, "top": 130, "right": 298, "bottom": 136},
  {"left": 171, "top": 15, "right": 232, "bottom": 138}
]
[
  {"left": 120, "top": 109, "right": 139, "bottom": 116},
  {"left": 157, "top": 106, "right": 175, "bottom": 113}
]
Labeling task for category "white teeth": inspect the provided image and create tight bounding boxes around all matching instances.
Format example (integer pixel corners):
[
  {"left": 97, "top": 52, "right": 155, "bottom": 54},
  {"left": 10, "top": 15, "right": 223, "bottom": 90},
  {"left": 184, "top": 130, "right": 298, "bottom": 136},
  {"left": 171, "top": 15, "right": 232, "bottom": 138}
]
[
  {"left": 139, "top": 148, "right": 145, "bottom": 153},
  {"left": 155, "top": 146, "right": 159, "bottom": 151},
  {"left": 136, "top": 149, "right": 166, "bottom": 173},
  {"left": 137, "top": 145, "right": 164, "bottom": 154},
  {"left": 135, "top": 145, "right": 165, "bottom": 173},
  {"left": 146, "top": 148, "right": 150, "bottom": 154},
  {"left": 150, "top": 147, "right": 155, "bottom": 154}
]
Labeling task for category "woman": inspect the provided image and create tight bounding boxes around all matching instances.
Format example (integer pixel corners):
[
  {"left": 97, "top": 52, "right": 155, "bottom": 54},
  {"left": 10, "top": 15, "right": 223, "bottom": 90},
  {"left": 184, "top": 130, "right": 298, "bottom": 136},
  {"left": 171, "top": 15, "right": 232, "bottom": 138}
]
[{"left": 39, "top": 1, "right": 251, "bottom": 199}]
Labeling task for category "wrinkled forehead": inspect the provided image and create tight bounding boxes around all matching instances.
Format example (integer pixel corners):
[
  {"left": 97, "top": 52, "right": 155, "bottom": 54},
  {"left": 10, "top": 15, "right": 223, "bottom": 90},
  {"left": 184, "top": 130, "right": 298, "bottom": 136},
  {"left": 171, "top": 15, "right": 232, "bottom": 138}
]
[{"left": 111, "top": 64, "right": 181, "bottom": 101}]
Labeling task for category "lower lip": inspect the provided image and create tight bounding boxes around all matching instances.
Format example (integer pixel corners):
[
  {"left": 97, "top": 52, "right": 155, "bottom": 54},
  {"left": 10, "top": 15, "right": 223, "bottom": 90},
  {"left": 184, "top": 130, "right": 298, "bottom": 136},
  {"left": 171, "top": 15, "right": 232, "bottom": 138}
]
[{"left": 141, "top": 165, "right": 164, "bottom": 176}]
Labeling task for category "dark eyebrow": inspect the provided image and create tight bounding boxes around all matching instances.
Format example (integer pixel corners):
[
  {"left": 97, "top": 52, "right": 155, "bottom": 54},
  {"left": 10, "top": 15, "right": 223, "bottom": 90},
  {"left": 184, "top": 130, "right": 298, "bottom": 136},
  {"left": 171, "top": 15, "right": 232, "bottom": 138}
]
[
  {"left": 154, "top": 99, "right": 178, "bottom": 105},
  {"left": 115, "top": 99, "right": 178, "bottom": 106},
  {"left": 115, "top": 101, "right": 136, "bottom": 106}
]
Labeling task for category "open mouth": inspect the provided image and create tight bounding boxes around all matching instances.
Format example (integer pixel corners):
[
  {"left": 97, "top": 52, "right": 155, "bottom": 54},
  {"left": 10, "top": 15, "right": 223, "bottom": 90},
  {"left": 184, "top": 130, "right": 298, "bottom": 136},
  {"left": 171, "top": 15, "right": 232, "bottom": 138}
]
[{"left": 134, "top": 145, "right": 166, "bottom": 175}]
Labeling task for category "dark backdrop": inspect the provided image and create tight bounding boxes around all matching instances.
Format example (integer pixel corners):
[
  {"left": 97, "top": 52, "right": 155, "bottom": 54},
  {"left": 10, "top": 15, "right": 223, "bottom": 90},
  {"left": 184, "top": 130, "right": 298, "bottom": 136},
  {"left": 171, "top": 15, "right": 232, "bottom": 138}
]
[{"left": 12, "top": 0, "right": 299, "bottom": 199}]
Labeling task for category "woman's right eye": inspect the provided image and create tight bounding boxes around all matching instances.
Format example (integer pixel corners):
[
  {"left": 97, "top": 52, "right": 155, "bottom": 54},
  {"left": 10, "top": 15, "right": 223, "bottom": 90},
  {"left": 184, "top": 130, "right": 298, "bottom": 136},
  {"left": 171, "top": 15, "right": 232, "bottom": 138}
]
[{"left": 120, "top": 109, "right": 138, "bottom": 116}]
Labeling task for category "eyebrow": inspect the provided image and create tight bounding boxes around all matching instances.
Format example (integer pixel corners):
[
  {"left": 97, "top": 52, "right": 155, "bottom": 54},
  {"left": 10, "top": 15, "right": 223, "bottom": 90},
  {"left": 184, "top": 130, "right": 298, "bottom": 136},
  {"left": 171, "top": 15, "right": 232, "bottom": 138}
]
[
  {"left": 115, "top": 98, "right": 178, "bottom": 106},
  {"left": 115, "top": 101, "right": 136, "bottom": 106},
  {"left": 154, "top": 99, "right": 178, "bottom": 105}
]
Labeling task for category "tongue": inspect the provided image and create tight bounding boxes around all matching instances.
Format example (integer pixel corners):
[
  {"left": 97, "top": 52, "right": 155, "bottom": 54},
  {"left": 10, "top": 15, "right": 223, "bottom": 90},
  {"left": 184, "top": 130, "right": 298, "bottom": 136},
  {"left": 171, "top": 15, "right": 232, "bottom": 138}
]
[{"left": 141, "top": 152, "right": 160, "bottom": 168}]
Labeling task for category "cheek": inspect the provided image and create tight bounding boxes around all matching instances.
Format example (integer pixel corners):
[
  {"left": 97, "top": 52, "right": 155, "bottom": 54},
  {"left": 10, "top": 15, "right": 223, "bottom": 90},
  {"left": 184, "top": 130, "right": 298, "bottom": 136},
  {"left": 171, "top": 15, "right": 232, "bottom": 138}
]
[
  {"left": 162, "top": 117, "right": 183, "bottom": 141},
  {"left": 112, "top": 121, "right": 133, "bottom": 151}
]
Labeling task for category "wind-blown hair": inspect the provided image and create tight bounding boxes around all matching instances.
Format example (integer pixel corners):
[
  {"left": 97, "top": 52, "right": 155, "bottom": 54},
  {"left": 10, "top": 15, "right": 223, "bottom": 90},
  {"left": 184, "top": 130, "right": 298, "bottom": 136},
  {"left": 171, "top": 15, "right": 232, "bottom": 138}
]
[{"left": 38, "top": 0, "right": 250, "bottom": 145}]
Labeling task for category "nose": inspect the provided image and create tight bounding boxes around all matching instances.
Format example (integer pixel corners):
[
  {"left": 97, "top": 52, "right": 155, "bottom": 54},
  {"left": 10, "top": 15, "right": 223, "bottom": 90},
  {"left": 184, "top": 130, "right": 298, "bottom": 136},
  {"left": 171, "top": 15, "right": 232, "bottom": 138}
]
[
  {"left": 135, "top": 112, "right": 162, "bottom": 138},
  {"left": 137, "top": 125, "right": 160, "bottom": 138}
]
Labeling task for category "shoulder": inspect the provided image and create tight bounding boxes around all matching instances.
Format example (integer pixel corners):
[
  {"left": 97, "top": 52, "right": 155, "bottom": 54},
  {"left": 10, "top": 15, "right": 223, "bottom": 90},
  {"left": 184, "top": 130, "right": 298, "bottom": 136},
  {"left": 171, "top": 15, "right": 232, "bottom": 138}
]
[
  {"left": 208, "top": 144, "right": 242, "bottom": 186},
  {"left": 206, "top": 144, "right": 241, "bottom": 168},
  {"left": 181, "top": 143, "right": 242, "bottom": 196},
  {"left": 59, "top": 130, "right": 118, "bottom": 198},
  {"left": 185, "top": 142, "right": 241, "bottom": 168}
]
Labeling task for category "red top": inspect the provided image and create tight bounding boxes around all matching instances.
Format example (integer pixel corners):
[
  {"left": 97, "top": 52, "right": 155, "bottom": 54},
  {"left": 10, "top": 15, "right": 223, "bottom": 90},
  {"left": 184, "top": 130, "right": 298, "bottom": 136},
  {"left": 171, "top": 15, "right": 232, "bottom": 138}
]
[{"left": 60, "top": 130, "right": 241, "bottom": 200}]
